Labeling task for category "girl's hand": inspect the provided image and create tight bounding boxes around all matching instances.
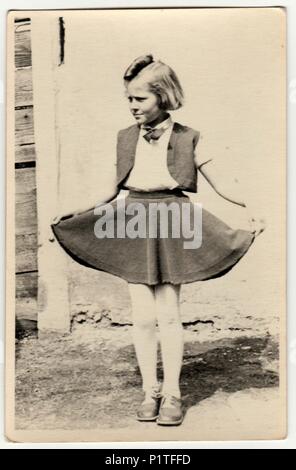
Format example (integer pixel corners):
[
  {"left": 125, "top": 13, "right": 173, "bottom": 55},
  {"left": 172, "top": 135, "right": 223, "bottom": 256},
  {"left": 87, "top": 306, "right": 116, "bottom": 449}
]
[
  {"left": 51, "top": 206, "right": 93, "bottom": 226},
  {"left": 51, "top": 211, "right": 74, "bottom": 225},
  {"left": 247, "top": 214, "right": 266, "bottom": 237},
  {"left": 244, "top": 202, "right": 266, "bottom": 237},
  {"left": 49, "top": 209, "right": 89, "bottom": 242},
  {"left": 50, "top": 202, "right": 108, "bottom": 242}
]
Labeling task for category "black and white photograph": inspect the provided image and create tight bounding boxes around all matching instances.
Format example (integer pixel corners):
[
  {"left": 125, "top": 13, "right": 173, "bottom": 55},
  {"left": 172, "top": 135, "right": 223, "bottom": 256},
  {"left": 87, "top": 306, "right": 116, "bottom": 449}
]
[{"left": 6, "top": 7, "right": 286, "bottom": 442}]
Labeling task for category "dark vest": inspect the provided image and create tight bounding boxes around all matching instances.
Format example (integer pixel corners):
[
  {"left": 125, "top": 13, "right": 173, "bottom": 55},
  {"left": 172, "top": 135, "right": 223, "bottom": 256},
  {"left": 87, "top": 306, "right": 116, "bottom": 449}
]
[{"left": 116, "top": 122, "right": 200, "bottom": 193}]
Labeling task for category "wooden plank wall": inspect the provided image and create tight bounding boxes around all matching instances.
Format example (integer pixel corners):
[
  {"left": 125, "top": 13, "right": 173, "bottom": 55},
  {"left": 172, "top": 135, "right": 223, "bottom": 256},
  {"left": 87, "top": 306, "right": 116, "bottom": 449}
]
[{"left": 15, "top": 18, "right": 38, "bottom": 326}]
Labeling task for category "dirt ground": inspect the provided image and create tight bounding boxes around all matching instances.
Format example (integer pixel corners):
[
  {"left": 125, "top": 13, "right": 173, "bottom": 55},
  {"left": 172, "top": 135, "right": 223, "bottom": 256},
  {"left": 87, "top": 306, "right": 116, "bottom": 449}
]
[{"left": 15, "top": 316, "right": 284, "bottom": 441}]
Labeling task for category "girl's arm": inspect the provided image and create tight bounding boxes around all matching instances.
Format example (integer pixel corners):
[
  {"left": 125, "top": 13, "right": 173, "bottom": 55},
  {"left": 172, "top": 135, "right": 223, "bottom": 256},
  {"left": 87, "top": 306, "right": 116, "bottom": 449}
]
[
  {"left": 198, "top": 159, "right": 246, "bottom": 208},
  {"left": 194, "top": 135, "right": 246, "bottom": 207},
  {"left": 197, "top": 158, "right": 266, "bottom": 237},
  {"left": 51, "top": 183, "right": 120, "bottom": 225}
]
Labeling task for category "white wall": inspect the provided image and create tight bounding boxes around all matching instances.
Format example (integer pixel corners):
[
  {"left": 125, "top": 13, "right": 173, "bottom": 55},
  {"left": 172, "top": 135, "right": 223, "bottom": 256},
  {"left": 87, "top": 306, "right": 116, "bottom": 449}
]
[{"left": 32, "top": 8, "right": 285, "bottom": 322}]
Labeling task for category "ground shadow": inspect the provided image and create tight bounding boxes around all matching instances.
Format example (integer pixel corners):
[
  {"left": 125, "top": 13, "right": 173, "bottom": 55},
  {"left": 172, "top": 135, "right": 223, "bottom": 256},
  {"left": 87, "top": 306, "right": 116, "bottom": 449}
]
[
  {"left": 114, "top": 334, "right": 278, "bottom": 413},
  {"left": 14, "top": 332, "right": 278, "bottom": 430}
]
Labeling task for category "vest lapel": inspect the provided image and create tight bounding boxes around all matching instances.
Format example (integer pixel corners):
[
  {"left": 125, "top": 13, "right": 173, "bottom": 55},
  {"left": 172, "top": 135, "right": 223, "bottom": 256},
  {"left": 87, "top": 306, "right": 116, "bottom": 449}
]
[
  {"left": 167, "top": 122, "right": 182, "bottom": 171},
  {"left": 124, "top": 125, "right": 140, "bottom": 174}
]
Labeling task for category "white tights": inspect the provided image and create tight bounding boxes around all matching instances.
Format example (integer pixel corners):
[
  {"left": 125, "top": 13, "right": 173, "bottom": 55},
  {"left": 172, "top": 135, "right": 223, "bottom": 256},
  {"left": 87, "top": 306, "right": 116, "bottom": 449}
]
[{"left": 128, "top": 283, "right": 183, "bottom": 399}]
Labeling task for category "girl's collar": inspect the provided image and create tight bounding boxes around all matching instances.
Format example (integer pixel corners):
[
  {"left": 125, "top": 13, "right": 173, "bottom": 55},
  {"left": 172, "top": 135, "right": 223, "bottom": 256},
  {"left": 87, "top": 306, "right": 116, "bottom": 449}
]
[{"left": 139, "top": 113, "right": 173, "bottom": 131}]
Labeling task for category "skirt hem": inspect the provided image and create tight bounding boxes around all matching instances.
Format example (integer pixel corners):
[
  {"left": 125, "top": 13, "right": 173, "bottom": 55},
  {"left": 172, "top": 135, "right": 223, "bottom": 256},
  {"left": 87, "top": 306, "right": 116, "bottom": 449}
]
[{"left": 51, "top": 223, "right": 255, "bottom": 286}]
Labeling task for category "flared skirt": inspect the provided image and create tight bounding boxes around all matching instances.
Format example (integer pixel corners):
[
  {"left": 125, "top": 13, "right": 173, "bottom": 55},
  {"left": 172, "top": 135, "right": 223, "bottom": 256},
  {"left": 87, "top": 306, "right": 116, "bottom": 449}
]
[{"left": 51, "top": 189, "right": 255, "bottom": 285}]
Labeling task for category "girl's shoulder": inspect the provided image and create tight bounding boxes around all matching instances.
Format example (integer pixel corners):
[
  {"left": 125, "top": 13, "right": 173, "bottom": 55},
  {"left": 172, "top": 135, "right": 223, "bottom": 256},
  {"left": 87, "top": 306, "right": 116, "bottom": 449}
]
[
  {"left": 174, "top": 121, "right": 198, "bottom": 131},
  {"left": 117, "top": 123, "right": 138, "bottom": 137},
  {"left": 174, "top": 122, "right": 200, "bottom": 146}
]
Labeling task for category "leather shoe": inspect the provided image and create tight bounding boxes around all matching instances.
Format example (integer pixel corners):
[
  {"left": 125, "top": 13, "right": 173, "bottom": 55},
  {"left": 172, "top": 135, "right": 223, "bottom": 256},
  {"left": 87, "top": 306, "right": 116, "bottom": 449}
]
[
  {"left": 156, "top": 394, "right": 184, "bottom": 426},
  {"left": 136, "top": 388, "right": 163, "bottom": 422}
]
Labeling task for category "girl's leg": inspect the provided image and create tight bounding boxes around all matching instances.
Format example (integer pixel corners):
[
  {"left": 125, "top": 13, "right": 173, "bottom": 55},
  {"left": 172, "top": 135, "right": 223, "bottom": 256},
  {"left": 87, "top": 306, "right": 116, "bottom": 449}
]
[
  {"left": 155, "top": 283, "right": 183, "bottom": 399},
  {"left": 128, "top": 283, "right": 159, "bottom": 401}
]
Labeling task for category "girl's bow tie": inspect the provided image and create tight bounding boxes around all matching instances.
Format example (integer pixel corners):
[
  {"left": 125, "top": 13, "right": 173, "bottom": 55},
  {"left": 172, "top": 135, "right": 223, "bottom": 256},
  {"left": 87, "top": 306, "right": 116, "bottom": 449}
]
[{"left": 142, "top": 126, "right": 167, "bottom": 143}]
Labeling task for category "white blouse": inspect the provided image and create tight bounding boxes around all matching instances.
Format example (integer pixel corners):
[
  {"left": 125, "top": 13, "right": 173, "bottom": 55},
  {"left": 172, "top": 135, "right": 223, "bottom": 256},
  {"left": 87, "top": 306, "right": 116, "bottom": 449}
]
[{"left": 124, "top": 115, "right": 209, "bottom": 192}]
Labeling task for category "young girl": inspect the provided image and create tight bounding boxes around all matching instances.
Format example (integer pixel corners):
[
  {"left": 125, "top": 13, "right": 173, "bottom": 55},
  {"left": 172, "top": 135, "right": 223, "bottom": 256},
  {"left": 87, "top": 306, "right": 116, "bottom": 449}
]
[{"left": 51, "top": 54, "right": 265, "bottom": 426}]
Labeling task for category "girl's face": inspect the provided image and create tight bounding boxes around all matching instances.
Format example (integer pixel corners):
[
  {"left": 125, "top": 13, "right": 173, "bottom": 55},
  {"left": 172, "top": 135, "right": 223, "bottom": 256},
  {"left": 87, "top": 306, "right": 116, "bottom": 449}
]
[{"left": 126, "top": 78, "right": 165, "bottom": 126}]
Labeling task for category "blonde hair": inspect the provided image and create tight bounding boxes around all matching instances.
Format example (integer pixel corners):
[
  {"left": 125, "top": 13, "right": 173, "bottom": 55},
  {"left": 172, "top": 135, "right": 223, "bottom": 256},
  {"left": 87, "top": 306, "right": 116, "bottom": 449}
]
[{"left": 123, "top": 54, "right": 184, "bottom": 111}]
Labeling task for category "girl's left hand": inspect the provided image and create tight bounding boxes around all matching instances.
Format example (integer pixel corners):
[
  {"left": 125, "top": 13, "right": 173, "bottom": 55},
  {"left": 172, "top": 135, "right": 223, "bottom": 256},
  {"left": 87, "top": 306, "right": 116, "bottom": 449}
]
[{"left": 247, "top": 215, "right": 266, "bottom": 237}]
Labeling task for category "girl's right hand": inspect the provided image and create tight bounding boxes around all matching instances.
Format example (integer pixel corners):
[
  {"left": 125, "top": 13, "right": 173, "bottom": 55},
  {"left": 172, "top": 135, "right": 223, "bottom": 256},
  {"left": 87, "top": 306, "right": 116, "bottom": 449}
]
[
  {"left": 51, "top": 212, "right": 74, "bottom": 225},
  {"left": 51, "top": 205, "right": 93, "bottom": 226},
  {"left": 49, "top": 212, "right": 76, "bottom": 242},
  {"left": 50, "top": 198, "right": 114, "bottom": 229}
]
